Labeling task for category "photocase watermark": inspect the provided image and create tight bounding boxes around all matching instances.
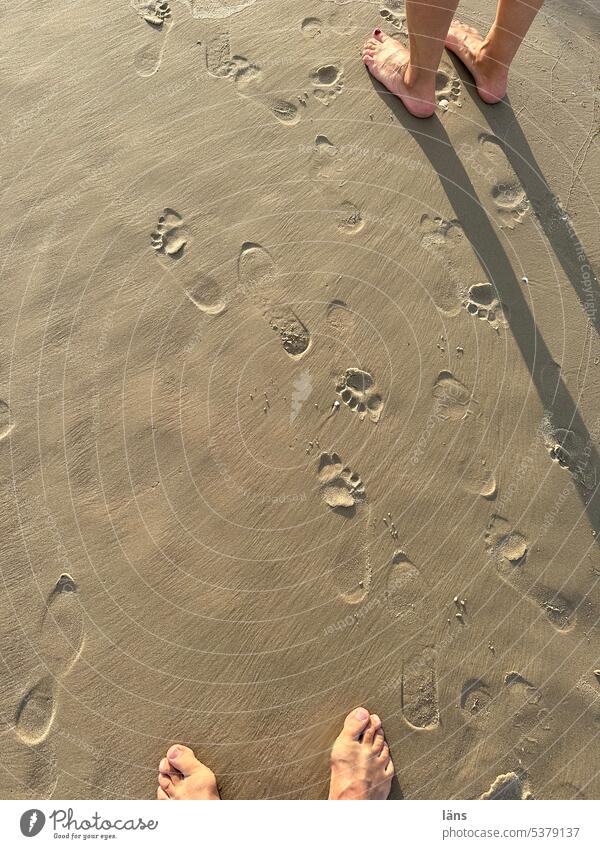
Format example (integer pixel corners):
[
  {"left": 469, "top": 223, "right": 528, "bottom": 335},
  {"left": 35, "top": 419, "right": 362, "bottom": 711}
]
[
  {"left": 323, "top": 592, "right": 382, "bottom": 637},
  {"left": 258, "top": 493, "right": 307, "bottom": 505},
  {"left": 552, "top": 196, "right": 599, "bottom": 326},
  {"left": 456, "top": 140, "right": 496, "bottom": 184},
  {"left": 19, "top": 807, "right": 158, "bottom": 837},
  {"left": 495, "top": 420, "right": 547, "bottom": 515},
  {"left": 298, "top": 141, "right": 427, "bottom": 174},
  {"left": 290, "top": 369, "right": 313, "bottom": 423}
]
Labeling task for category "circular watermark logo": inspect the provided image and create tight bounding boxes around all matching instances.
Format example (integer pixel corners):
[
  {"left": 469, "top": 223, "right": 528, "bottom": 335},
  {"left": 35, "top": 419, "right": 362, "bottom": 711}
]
[{"left": 19, "top": 810, "right": 46, "bottom": 837}]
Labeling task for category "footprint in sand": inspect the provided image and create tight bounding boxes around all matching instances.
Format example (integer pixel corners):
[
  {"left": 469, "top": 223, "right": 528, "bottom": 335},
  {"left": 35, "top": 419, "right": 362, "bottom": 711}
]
[
  {"left": 237, "top": 242, "right": 310, "bottom": 358},
  {"left": 435, "top": 59, "right": 462, "bottom": 107},
  {"left": 150, "top": 208, "right": 187, "bottom": 257},
  {"left": 301, "top": 17, "right": 323, "bottom": 39},
  {"left": 203, "top": 29, "right": 261, "bottom": 85},
  {"left": 133, "top": 3, "right": 173, "bottom": 77},
  {"left": 183, "top": 0, "right": 257, "bottom": 19},
  {"left": 420, "top": 214, "right": 463, "bottom": 252},
  {"left": 485, "top": 514, "right": 528, "bottom": 566},
  {"left": 132, "top": 0, "right": 171, "bottom": 26},
  {"left": 541, "top": 414, "right": 597, "bottom": 492},
  {"left": 379, "top": 4, "right": 408, "bottom": 34},
  {"left": 335, "top": 201, "right": 365, "bottom": 234},
  {"left": 335, "top": 368, "right": 384, "bottom": 424},
  {"left": 455, "top": 445, "right": 497, "bottom": 499},
  {"left": 15, "top": 676, "right": 56, "bottom": 747},
  {"left": 39, "top": 573, "right": 84, "bottom": 677},
  {"left": 185, "top": 277, "right": 227, "bottom": 316},
  {"left": 480, "top": 771, "right": 533, "bottom": 799},
  {"left": 310, "top": 63, "right": 345, "bottom": 107},
  {"left": 464, "top": 282, "right": 509, "bottom": 330},
  {"left": 402, "top": 647, "right": 440, "bottom": 729},
  {"left": 0, "top": 400, "right": 15, "bottom": 442},
  {"left": 200, "top": 29, "right": 303, "bottom": 127},
  {"left": 486, "top": 515, "right": 577, "bottom": 632},
  {"left": 317, "top": 451, "right": 365, "bottom": 511},
  {"left": 270, "top": 100, "right": 302, "bottom": 126},
  {"left": 433, "top": 371, "right": 475, "bottom": 421},
  {"left": 386, "top": 550, "right": 421, "bottom": 622},
  {"left": 326, "top": 299, "right": 356, "bottom": 335},
  {"left": 333, "top": 508, "right": 373, "bottom": 604},
  {"left": 479, "top": 133, "right": 530, "bottom": 229},
  {"left": 460, "top": 678, "right": 493, "bottom": 716},
  {"left": 15, "top": 574, "right": 84, "bottom": 747},
  {"left": 308, "top": 134, "right": 344, "bottom": 182}
]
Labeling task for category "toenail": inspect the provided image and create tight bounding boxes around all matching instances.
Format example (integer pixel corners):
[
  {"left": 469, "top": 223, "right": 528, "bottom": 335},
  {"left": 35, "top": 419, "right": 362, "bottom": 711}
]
[
  {"left": 168, "top": 746, "right": 181, "bottom": 759},
  {"left": 374, "top": 28, "right": 381, "bottom": 36},
  {"left": 372, "top": 714, "right": 381, "bottom": 726},
  {"left": 354, "top": 707, "right": 369, "bottom": 720}
]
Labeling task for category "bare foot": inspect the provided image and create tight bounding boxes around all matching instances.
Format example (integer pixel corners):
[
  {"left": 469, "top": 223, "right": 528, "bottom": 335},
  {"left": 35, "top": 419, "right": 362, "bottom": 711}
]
[
  {"left": 157, "top": 745, "right": 220, "bottom": 800},
  {"left": 445, "top": 20, "right": 509, "bottom": 104},
  {"left": 329, "top": 707, "right": 394, "bottom": 800},
  {"left": 362, "top": 30, "right": 436, "bottom": 118}
]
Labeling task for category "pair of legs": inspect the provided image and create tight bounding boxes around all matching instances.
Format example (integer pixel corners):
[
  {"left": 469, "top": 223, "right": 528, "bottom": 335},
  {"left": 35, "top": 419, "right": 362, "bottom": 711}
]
[
  {"left": 157, "top": 707, "right": 394, "bottom": 800},
  {"left": 362, "top": 0, "right": 545, "bottom": 117}
]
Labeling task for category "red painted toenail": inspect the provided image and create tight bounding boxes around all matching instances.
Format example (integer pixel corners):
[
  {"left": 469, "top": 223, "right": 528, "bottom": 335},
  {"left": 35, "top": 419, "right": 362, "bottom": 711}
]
[{"left": 374, "top": 28, "right": 381, "bottom": 35}]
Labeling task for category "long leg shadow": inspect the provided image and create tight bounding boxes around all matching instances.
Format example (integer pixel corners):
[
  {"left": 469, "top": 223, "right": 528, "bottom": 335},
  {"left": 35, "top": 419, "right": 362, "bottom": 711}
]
[
  {"left": 369, "top": 79, "right": 600, "bottom": 536},
  {"left": 465, "top": 75, "right": 600, "bottom": 340}
]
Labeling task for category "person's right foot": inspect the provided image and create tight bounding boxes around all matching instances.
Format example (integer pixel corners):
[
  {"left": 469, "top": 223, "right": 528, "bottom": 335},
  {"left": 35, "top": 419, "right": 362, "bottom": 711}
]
[
  {"left": 157, "top": 744, "right": 220, "bottom": 800},
  {"left": 328, "top": 707, "right": 394, "bottom": 800},
  {"left": 445, "top": 20, "right": 509, "bottom": 104}
]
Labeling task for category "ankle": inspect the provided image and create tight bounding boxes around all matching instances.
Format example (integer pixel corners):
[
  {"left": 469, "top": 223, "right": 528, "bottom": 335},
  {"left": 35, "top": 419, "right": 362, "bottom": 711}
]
[
  {"left": 477, "top": 30, "right": 513, "bottom": 79},
  {"left": 404, "top": 62, "right": 436, "bottom": 94}
]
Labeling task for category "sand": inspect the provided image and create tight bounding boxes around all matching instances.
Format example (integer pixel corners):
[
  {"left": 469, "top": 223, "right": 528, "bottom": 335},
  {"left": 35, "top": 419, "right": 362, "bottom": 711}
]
[{"left": 1, "top": 0, "right": 599, "bottom": 800}]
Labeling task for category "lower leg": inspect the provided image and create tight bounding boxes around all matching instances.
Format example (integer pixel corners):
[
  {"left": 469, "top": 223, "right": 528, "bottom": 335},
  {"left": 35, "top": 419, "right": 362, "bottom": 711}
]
[
  {"left": 486, "top": 0, "right": 545, "bottom": 69},
  {"left": 446, "top": 0, "right": 544, "bottom": 102},
  {"left": 405, "top": 0, "right": 460, "bottom": 90}
]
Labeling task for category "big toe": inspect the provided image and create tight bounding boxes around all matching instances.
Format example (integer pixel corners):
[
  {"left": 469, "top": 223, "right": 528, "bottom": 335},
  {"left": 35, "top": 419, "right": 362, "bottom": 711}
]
[
  {"left": 341, "top": 707, "right": 371, "bottom": 740},
  {"left": 167, "top": 744, "right": 203, "bottom": 777},
  {"left": 373, "top": 28, "right": 388, "bottom": 42}
]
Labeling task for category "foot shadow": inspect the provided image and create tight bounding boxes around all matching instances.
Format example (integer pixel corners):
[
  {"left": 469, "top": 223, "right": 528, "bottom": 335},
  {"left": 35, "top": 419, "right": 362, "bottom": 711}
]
[{"left": 368, "top": 76, "right": 600, "bottom": 538}]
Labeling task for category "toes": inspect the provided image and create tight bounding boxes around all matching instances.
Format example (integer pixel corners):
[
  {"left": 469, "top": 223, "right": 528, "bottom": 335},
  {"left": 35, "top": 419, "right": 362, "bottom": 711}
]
[
  {"left": 373, "top": 730, "right": 385, "bottom": 755},
  {"left": 167, "top": 744, "right": 203, "bottom": 778},
  {"left": 342, "top": 707, "right": 371, "bottom": 740},
  {"left": 159, "top": 757, "right": 181, "bottom": 784},
  {"left": 362, "top": 715, "right": 379, "bottom": 745},
  {"left": 158, "top": 773, "right": 173, "bottom": 794},
  {"left": 378, "top": 742, "right": 390, "bottom": 761},
  {"left": 373, "top": 28, "right": 388, "bottom": 42},
  {"left": 157, "top": 787, "right": 169, "bottom": 800},
  {"left": 385, "top": 758, "right": 395, "bottom": 776}
]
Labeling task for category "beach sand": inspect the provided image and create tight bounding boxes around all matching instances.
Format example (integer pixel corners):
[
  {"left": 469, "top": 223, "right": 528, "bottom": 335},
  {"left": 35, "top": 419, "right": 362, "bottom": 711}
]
[{"left": 1, "top": 0, "right": 599, "bottom": 799}]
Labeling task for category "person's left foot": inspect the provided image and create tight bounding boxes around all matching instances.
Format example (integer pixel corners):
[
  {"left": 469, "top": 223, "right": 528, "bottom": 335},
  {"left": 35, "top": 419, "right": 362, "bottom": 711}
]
[
  {"left": 362, "top": 30, "right": 437, "bottom": 118},
  {"left": 157, "top": 745, "right": 220, "bottom": 800}
]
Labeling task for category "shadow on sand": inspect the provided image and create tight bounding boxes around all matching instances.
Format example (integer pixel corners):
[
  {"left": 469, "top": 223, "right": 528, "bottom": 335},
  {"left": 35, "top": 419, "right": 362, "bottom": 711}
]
[{"left": 369, "top": 72, "right": 600, "bottom": 538}]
